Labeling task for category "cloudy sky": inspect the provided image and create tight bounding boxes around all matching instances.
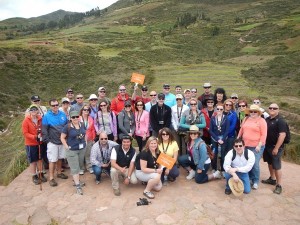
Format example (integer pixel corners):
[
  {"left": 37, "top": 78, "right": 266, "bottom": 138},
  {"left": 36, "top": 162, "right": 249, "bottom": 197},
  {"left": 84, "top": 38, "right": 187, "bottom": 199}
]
[{"left": 0, "top": 0, "right": 119, "bottom": 21}]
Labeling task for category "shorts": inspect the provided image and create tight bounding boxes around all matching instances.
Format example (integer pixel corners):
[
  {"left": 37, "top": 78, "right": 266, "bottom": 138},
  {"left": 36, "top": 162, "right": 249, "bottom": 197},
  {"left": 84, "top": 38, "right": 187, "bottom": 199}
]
[
  {"left": 26, "top": 145, "right": 46, "bottom": 163},
  {"left": 263, "top": 145, "right": 283, "bottom": 170},
  {"left": 47, "top": 142, "right": 65, "bottom": 162}
]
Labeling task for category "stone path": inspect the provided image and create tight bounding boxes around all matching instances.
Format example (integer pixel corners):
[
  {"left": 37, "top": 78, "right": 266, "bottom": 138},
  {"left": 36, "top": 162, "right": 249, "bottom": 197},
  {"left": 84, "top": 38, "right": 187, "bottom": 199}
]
[{"left": 0, "top": 160, "right": 300, "bottom": 225}]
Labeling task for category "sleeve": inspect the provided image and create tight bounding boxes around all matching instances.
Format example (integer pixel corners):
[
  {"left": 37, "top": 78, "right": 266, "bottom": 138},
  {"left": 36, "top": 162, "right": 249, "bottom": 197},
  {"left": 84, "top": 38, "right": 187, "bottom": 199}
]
[
  {"left": 118, "top": 111, "right": 129, "bottom": 135},
  {"left": 94, "top": 112, "right": 99, "bottom": 133},
  {"left": 196, "top": 143, "right": 207, "bottom": 170},
  {"left": 223, "top": 150, "right": 233, "bottom": 173},
  {"left": 196, "top": 113, "right": 206, "bottom": 129},
  {"left": 61, "top": 124, "right": 68, "bottom": 135},
  {"left": 41, "top": 116, "right": 50, "bottom": 143},
  {"left": 165, "top": 107, "right": 172, "bottom": 128},
  {"left": 110, "top": 148, "right": 117, "bottom": 160},
  {"left": 229, "top": 112, "right": 238, "bottom": 136},
  {"left": 179, "top": 112, "right": 190, "bottom": 129},
  {"left": 171, "top": 108, "right": 178, "bottom": 131},
  {"left": 209, "top": 117, "right": 218, "bottom": 141},
  {"left": 131, "top": 152, "right": 137, "bottom": 162},
  {"left": 110, "top": 98, "right": 117, "bottom": 115},
  {"left": 278, "top": 118, "right": 287, "bottom": 133},
  {"left": 144, "top": 111, "right": 150, "bottom": 136},
  {"left": 112, "top": 112, "right": 118, "bottom": 137},
  {"left": 90, "top": 143, "right": 101, "bottom": 168},
  {"left": 222, "top": 117, "right": 230, "bottom": 141},
  {"left": 22, "top": 119, "right": 36, "bottom": 142}
]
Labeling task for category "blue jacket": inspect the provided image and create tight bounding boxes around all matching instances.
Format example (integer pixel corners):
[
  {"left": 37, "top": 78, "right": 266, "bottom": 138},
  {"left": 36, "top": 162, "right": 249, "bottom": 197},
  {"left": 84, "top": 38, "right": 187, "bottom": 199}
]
[
  {"left": 226, "top": 110, "right": 238, "bottom": 138},
  {"left": 42, "top": 110, "right": 68, "bottom": 145},
  {"left": 209, "top": 114, "right": 230, "bottom": 142},
  {"left": 192, "top": 138, "right": 209, "bottom": 170}
]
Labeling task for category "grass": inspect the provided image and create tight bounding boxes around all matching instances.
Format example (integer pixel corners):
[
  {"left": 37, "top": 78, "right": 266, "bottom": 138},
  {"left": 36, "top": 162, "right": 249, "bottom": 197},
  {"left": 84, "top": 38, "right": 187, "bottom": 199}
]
[{"left": 234, "top": 23, "right": 263, "bottom": 31}]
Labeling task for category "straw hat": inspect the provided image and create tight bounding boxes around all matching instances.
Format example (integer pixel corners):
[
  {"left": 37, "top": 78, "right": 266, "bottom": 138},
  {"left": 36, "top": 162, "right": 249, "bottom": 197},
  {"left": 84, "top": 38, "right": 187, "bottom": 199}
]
[
  {"left": 245, "top": 104, "right": 262, "bottom": 115},
  {"left": 187, "top": 125, "right": 201, "bottom": 133},
  {"left": 228, "top": 178, "right": 244, "bottom": 197}
]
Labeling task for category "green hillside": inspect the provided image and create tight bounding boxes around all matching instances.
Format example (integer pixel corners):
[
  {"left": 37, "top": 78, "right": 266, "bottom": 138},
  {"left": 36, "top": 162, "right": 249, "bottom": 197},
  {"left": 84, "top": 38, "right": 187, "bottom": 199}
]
[{"left": 0, "top": 0, "right": 299, "bottom": 184}]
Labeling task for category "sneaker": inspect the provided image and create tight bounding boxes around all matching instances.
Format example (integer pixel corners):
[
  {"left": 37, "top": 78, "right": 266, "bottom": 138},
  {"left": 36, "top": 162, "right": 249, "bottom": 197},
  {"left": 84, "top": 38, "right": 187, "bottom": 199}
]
[
  {"left": 273, "top": 185, "right": 282, "bottom": 194},
  {"left": 163, "top": 179, "right": 168, "bottom": 186},
  {"left": 76, "top": 187, "right": 83, "bottom": 195},
  {"left": 40, "top": 173, "right": 47, "bottom": 183},
  {"left": 72, "top": 181, "right": 85, "bottom": 187},
  {"left": 225, "top": 189, "right": 232, "bottom": 195},
  {"left": 252, "top": 183, "right": 258, "bottom": 190},
  {"left": 89, "top": 169, "right": 94, "bottom": 174},
  {"left": 186, "top": 170, "right": 195, "bottom": 180},
  {"left": 79, "top": 170, "right": 84, "bottom": 175},
  {"left": 49, "top": 179, "right": 57, "bottom": 187},
  {"left": 262, "top": 177, "right": 276, "bottom": 185},
  {"left": 57, "top": 173, "right": 68, "bottom": 179},
  {"left": 213, "top": 170, "right": 222, "bottom": 179},
  {"left": 32, "top": 175, "right": 41, "bottom": 185},
  {"left": 96, "top": 180, "right": 101, "bottom": 185},
  {"left": 113, "top": 188, "right": 121, "bottom": 196}
]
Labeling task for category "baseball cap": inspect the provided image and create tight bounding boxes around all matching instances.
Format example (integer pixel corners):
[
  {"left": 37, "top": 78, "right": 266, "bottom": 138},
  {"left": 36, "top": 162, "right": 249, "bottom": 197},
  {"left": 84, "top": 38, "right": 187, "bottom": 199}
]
[
  {"left": 66, "top": 88, "right": 73, "bottom": 93},
  {"left": 31, "top": 95, "right": 40, "bottom": 101},
  {"left": 89, "top": 94, "right": 98, "bottom": 100},
  {"left": 176, "top": 94, "right": 183, "bottom": 99},
  {"left": 157, "top": 93, "right": 165, "bottom": 99},
  {"left": 231, "top": 93, "right": 238, "bottom": 98},
  {"left": 29, "top": 104, "right": 39, "bottom": 111},
  {"left": 203, "top": 82, "right": 212, "bottom": 88},
  {"left": 61, "top": 97, "right": 70, "bottom": 103},
  {"left": 184, "top": 89, "right": 191, "bottom": 93},
  {"left": 141, "top": 86, "right": 148, "bottom": 91},
  {"left": 163, "top": 84, "right": 170, "bottom": 88},
  {"left": 98, "top": 87, "right": 106, "bottom": 92}
]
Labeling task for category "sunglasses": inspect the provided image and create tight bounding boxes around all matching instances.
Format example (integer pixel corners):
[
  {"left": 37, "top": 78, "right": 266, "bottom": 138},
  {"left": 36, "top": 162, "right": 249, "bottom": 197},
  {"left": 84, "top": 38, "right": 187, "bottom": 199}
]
[
  {"left": 33, "top": 100, "right": 40, "bottom": 102},
  {"left": 71, "top": 116, "right": 79, "bottom": 119},
  {"left": 62, "top": 101, "right": 69, "bottom": 104},
  {"left": 125, "top": 105, "right": 131, "bottom": 108},
  {"left": 67, "top": 91, "right": 73, "bottom": 94},
  {"left": 239, "top": 105, "right": 246, "bottom": 107},
  {"left": 100, "top": 138, "right": 108, "bottom": 140},
  {"left": 162, "top": 133, "right": 169, "bottom": 136},
  {"left": 83, "top": 109, "right": 89, "bottom": 111},
  {"left": 189, "top": 132, "right": 198, "bottom": 135},
  {"left": 100, "top": 104, "right": 107, "bottom": 107},
  {"left": 164, "top": 87, "right": 170, "bottom": 89},
  {"left": 253, "top": 101, "right": 260, "bottom": 104},
  {"left": 30, "top": 108, "right": 38, "bottom": 112},
  {"left": 176, "top": 98, "right": 182, "bottom": 101},
  {"left": 216, "top": 108, "right": 223, "bottom": 111},
  {"left": 231, "top": 97, "right": 238, "bottom": 99},
  {"left": 269, "top": 107, "right": 278, "bottom": 110},
  {"left": 119, "top": 89, "right": 126, "bottom": 92},
  {"left": 90, "top": 99, "right": 98, "bottom": 101},
  {"left": 234, "top": 145, "right": 243, "bottom": 148},
  {"left": 250, "top": 111, "right": 258, "bottom": 113},
  {"left": 158, "top": 98, "right": 165, "bottom": 100},
  {"left": 191, "top": 91, "right": 197, "bottom": 93},
  {"left": 204, "top": 87, "right": 211, "bottom": 89},
  {"left": 225, "top": 104, "right": 232, "bottom": 106},
  {"left": 51, "top": 104, "right": 59, "bottom": 107},
  {"left": 150, "top": 94, "right": 157, "bottom": 97},
  {"left": 190, "top": 103, "right": 197, "bottom": 106},
  {"left": 207, "top": 101, "right": 214, "bottom": 104},
  {"left": 136, "top": 104, "right": 143, "bottom": 106},
  {"left": 77, "top": 97, "right": 83, "bottom": 99},
  {"left": 99, "top": 91, "right": 106, "bottom": 93},
  {"left": 142, "top": 89, "right": 148, "bottom": 91}
]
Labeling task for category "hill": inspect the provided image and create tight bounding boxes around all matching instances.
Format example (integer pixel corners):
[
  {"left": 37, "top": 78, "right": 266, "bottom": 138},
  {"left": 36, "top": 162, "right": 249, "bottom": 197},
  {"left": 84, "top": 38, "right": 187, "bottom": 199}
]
[{"left": 0, "top": 0, "right": 299, "bottom": 184}]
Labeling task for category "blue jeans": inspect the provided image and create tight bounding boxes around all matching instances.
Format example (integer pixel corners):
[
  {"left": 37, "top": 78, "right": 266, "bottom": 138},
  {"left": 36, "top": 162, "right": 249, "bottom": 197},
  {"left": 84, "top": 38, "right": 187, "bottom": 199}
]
[
  {"left": 161, "top": 165, "right": 180, "bottom": 181},
  {"left": 247, "top": 146, "right": 265, "bottom": 184},
  {"left": 92, "top": 165, "right": 110, "bottom": 182},
  {"left": 178, "top": 154, "right": 196, "bottom": 170},
  {"left": 195, "top": 163, "right": 210, "bottom": 184},
  {"left": 225, "top": 172, "right": 251, "bottom": 194},
  {"left": 211, "top": 141, "right": 226, "bottom": 171}
]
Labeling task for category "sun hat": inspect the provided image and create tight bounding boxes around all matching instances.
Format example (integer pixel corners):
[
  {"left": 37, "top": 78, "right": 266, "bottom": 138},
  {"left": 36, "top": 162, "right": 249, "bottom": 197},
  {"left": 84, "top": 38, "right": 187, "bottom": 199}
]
[
  {"left": 89, "top": 94, "right": 98, "bottom": 100},
  {"left": 70, "top": 111, "right": 80, "bottom": 117},
  {"left": 228, "top": 178, "right": 244, "bottom": 197},
  {"left": 231, "top": 93, "right": 238, "bottom": 98},
  {"left": 29, "top": 104, "right": 39, "bottom": 111},
  {"left": 203, "top": 82, "right": 211, "bottom": 88},
  {"left": 175, "top": 94, "right": 183, "bottom": 99},
  {"left": 61, "top": 97, "right": 70, "bottom": 103},
  {"left": 188, "top": 125, "right": 201, "bottom": 133},
  {"left": 245, "top": 104, "right": 262, "bottom": 115}
]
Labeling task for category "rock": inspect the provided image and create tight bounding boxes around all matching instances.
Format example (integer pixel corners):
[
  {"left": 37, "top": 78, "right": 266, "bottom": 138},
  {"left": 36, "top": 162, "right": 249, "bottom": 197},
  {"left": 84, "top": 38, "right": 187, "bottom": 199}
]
[
  {"left": 30, "top": 207, "right": 52, "bottom": 225},
  {"left": 15, "top": 213, "right": 29, "bottom": 225},
  {"left": 156, "top": 214, "right": 175, "bottom": 224},
  {"left": 69, "top": 213, "right": 87, "bottom": 223}
]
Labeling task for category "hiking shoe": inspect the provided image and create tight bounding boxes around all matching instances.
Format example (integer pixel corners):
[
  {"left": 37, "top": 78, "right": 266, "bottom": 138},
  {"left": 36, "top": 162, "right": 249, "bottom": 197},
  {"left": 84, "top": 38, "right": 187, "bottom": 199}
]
[
  {"left": 49, "top": 179, "right": 57, "bottom": 187},
  {"left": 262, "top": 177, "right": 276, "bottom": 185},
  {"left": 113, "top": 188, "right": 121, "bottom": 196},
  {"left": 186, "top": 170, "right": 195, "bottom": 180},
  {"left": 57, "top": 173, "right": 68, "bottom": 179},
  {"left": 76, "top": 187, "right": 83, "bottom": 195},
  {"left": 40, "top": 173, "right": 47, "bottom": 183},
  {"left": 89, "top": 169, "right": 94, "bottom": 174},
  {"left": 273, "top": 185, "right": 282, "bottom": 194},
  {"left": 168, "top": 176, "right": 175, "bottom": 182},
  {"left": 96, "top": 180, "right": 101, "bottom": 185},
  {"left": 225, "top": 189, "right": 232, "bottom": 195},
  {"left": 32, "top": 175, "right": 41, "bottom": 185},
  {"left": 163, "top": 179, "right": 168, "bottom": 186},
  {"left": 252, "top": 183, "right": 258, "bottom": 190},
  {"left": 79, "top": 170, "right": 84, "bottom": 175},
  {"left": 213, "top": 170, "right": 222, "bottom": 179}
]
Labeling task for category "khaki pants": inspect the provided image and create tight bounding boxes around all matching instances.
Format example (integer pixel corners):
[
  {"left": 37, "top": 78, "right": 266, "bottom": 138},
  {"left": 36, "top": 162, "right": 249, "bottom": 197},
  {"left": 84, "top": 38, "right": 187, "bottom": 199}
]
[{"left": 111, "top": 167, "right": 138, "bottom": 189}]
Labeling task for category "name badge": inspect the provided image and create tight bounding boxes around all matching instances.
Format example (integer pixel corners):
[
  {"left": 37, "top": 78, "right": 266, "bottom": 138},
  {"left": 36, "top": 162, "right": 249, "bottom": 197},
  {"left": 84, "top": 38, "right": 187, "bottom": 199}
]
[{"left": 79, "top": 143, "right": 84, "bottom": 149}]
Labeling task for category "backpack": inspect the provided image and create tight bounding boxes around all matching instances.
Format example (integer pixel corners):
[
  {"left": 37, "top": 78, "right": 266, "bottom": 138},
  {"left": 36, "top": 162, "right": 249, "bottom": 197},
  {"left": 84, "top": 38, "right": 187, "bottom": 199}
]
[
  {"left": 199, "top": 141, "right": 214, "bottom": 160},
  {"left": 276, "top": 118, "right": 291, "bottom": 144},
  {"left": 232, "top": 148, "right": 248, "bottom": 161}
]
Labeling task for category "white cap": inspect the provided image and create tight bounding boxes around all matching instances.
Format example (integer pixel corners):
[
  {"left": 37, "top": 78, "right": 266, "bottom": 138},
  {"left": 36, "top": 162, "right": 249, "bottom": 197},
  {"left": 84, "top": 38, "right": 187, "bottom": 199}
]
[
  {"left": 89, "top": 94, "right": 98, "bottom": 100},
  {"left": 175, "top": 94, "right": 183, "bottom": 99}
]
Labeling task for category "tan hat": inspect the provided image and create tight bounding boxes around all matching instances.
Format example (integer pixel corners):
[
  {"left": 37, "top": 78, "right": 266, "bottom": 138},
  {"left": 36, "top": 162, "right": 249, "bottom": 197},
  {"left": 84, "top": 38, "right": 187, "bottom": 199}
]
[
  {"left": 203, "top": 82, "right": 211, "bottom": 88},
  {"left": 61, "top": 97, "right": 70, "bottom": 103},
  {"left": 184, "top": 89, "right": 191, "bottom": 93},
  {"left": 228, "top": 178, "right": 244, "bottom": 197},
  {"left": 245, "top": 104, "right": 262, "bottom": 115},
  {"left": 175, "top": 94, "right": 183, "bottom": 99},
  {"left": 188, "top": 125, "right": 201, "bottom": 133},
  {"left": 89, "top": 94, "right": 98, "bottom": 100}
]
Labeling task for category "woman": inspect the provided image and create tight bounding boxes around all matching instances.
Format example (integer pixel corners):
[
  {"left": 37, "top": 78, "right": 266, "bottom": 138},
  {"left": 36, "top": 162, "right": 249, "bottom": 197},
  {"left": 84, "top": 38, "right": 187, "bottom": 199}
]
[
  {"left": 135, "top": 136, "right": 163, "bottom": 199},
  {"left": 223, "top": 99, "right": 238, "bottom": 155},
  {"left": 214, "top": 88, "right": 227, "bottom": 105},
  {"left": 179, "top": 98, "right": 206, "bottom": 133},
  {"left": 94, "top": 99, "right": 117, "bottom": 142},
  {"left": 201, "top": 96, "right": 215, "bottom": 145},
  {"left": 238, "top": 104, "right": 267, "bottom": 190},
  {"left": 178, "top": 125, "right": 222, "bottom": 182},
  {"left": 236, "top": 100, "right": 248, "bottom": 134},
  {"left": 134, "top": 100, "right": 150, "bottom": 152},
  {"left": 61, "top": 111, "right": 86, "bottom": 195},
  {"left": 22, "top": 104, "right": 47, "bottom": 185},
  {"left": 80, "top": 104, "right": 96, "bottom": 174},
  {"left": 118, "top": 100, "right": 136, "bottom": 141},
  {"left": 157, "top": 128, "right": 180, "bottom": 185},
  {"left": 209, "top": 104, "right": 230, "bottom": 174}
]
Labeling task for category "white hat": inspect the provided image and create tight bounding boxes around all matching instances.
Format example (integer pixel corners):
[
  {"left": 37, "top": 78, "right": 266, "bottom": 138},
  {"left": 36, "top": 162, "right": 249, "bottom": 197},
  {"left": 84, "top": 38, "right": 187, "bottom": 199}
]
[
  {"left": 203, "top": 82, "right": 211, "bottom": 88},
  {"left": 89, "top": 94, "right": 98, "bottom": 100},
  {"left": 98, "top": 87, "right": 106, "bottom": 92},
  {"left": 175, "top": 94, "right": 183, "bottom": 99},
  {"left": 61, "top": 97, "right": 70, "bottom": 103}
]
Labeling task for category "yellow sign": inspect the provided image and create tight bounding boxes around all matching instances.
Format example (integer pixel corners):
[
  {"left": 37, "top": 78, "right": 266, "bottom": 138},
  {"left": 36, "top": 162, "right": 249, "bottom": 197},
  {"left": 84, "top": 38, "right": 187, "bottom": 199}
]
[
  {"left": 157, "top": 152, "right": 176, "bottom": 170},
  {"left": 131, "top": 73, "right": 145, "bottom": 85}
]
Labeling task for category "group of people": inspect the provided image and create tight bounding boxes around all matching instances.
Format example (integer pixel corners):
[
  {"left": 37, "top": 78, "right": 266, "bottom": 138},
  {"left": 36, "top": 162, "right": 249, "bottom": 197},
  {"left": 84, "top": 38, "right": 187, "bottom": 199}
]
[{"left": 21, "top": 82, "right": 289, "bottom": 197}]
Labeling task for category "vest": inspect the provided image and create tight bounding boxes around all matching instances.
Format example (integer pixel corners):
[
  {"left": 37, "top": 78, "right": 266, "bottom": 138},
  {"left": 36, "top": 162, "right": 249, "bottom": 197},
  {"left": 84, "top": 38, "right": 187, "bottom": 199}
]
[{"left": 115, "top": 145, "right": 135, "bottom": 167}]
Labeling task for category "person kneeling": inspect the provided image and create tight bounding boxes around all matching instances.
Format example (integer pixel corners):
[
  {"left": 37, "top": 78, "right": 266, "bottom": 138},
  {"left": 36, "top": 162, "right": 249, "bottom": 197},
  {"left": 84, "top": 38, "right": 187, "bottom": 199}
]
[
  {"left": 135, "top": 136, "right": 163, "bottom": 199},
  {"left": 223, "top": 137, "right": 255, "bottom": 195}
]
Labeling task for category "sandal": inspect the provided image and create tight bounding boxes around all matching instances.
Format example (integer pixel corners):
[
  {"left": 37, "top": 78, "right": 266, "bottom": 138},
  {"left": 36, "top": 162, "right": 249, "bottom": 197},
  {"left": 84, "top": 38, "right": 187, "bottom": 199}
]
[{"left": 143, "top": 191, "right": 155, "bottom": 199}]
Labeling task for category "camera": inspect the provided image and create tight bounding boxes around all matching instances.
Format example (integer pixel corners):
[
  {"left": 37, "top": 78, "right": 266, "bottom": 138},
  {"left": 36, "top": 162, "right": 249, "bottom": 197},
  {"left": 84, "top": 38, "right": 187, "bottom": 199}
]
[
  {"left": 136, "top": 198, "right": 151, "bottom": 206},
  {"left": 77, "top": 134, "right": 84, "bottom": 139}
]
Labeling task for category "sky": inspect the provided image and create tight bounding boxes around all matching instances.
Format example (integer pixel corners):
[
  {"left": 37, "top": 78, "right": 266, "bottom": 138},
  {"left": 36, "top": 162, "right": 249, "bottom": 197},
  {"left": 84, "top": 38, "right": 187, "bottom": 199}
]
[{"left": 0, "top": 0, "right": 119, "bottom": 21}]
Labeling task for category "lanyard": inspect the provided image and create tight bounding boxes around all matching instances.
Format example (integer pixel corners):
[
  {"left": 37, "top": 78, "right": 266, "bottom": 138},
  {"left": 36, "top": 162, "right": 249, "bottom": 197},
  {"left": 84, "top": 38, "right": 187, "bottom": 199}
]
[
  {"left": 98, "top": 142, "right": 110, "bottom": 163},
  {"left": 177, "top": 106, "right": 183, "bottom": 120},
  {"left": 100, "top": 112, "right": 106, "bottom": 131},
  {"left": 216, "top": 114, "right": 224, "bottom": 132},
  {"left": 82, "top": 117, "right": 88, "bottom": 129},
  {"left": 161, "top": 141, "right": 170, "bottom": 154},
  {"left": 136, "top": 110, "right": 143, "bottom": 129}
]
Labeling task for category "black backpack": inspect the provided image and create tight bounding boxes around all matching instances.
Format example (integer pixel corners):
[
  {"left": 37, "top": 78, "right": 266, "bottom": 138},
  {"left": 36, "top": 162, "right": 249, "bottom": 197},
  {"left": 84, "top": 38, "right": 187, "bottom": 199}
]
[{"left": 232, "top": 148, "right": 248, "bottom": 161}]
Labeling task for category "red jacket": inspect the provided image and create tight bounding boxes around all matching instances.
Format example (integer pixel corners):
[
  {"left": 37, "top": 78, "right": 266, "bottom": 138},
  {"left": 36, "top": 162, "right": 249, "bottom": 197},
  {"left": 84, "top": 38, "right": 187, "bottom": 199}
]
[
  {"left": 22, "top": 115, "right": 42, "bottom": 146},
  {"left": 110, "top": 93, "right": 132, "bottom": 115}
]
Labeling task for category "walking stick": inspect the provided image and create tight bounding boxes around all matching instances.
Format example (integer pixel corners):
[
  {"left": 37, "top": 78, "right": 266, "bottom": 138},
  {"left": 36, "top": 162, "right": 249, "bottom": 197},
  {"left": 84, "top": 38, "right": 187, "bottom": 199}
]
[{"left": 38, "top": 142, "right": 43, "bottom": 191}]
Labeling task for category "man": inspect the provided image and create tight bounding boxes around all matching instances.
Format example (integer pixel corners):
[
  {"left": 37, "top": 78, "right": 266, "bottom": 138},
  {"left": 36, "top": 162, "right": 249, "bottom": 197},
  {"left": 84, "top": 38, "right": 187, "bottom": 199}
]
[
  {"left": 88, "top": 94, "right": 98, "bottom": 120},
  {"left": 262, "top": 103, "right": 288, "bottom": 194},
  {"left": 198, "top": 82, "right": 214, "bottom": 106},
  {"left": 145, "top": 91, "right": 157, "bottom": 112},
  {"left": 175, "top": 85, "right": 182, "bottom": 94},
  {"left": 110, "top": 136, "right": 138, "bottom": 196},
  {"left": 183, "top": 89, "right": 191, "bottom": 105},
  {"left": 42, "top": 99, "right": 68, "bottom": 187},
  {"left": 162, "top": 84, "right": 176, "bottom": 107},
  {"left": 98, "top": 87, "right": 111, "bottom": 105},
  {"left": 66, "top": 88, "right": 76, "bottom": 105},
  {"left": 150, "top": 93, "right": 172, "bottom": 137},
  {"left": 90, "top": 132, "right": 119, "bottom": 184},
  {"left": 253, "top": 98, "right": 269, "bottom": 119},
  {"left": 70, "top": 93, "right": 84, "bottom": 112},
  {"left": 111, "top": 84, "right": 131, "bottom": 115},
  {"left": 223, "top": 138, "right": 255, "bottom": 195},
  {"left": 171, "top": 94, "right": 189, "bottom": 155},
  {"left": 132, "top": 85, "right": 151, "bottom": 104},
  {"left": 25, "top": 95, "right": 48, "bottom": 117},
  {"left": 230, "top": 93, "right": 239, "bottom": 112}
]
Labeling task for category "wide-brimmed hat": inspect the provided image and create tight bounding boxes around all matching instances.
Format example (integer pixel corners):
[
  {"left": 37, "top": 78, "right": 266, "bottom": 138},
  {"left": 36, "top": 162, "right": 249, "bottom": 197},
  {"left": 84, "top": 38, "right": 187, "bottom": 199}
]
[
  {"left": 245, "top": 104, "right": 262, "bottom": 115},
  {"left": 175, "top": 94, "right": 183, "bottom": 99},
  {"left": 187, "top": 125, "right": 201, "bottom": 133},
  {"left": 228, "top": 178, "right": 244, "bottom": 197},
  {"left": 203, "top": 82, "right": 211, "bottom": 88},
  {"left": 89, "top": 94, "right": 98, "bottom": 100}
]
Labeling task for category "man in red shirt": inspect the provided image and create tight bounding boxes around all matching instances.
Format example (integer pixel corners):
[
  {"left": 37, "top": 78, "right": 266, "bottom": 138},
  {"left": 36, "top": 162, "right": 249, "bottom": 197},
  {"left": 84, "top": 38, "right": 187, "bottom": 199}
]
[{"left": 111, "top": 85, "right": 132, "bottom": 115}]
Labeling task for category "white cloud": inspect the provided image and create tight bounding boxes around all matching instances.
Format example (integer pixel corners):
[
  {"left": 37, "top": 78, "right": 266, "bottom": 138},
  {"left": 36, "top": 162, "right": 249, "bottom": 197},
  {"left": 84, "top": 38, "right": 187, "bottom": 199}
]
[{"left": 0, "top": 0, "right": 119, "bottom": 21}]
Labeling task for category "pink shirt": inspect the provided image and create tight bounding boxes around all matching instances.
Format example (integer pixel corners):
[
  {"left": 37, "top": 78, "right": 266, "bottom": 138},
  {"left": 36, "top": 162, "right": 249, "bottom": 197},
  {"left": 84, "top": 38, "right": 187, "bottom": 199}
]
[
  {"left": 134, "top": 110, "right": 150, "bottom": 137},
  {"left": 238, "top": 117, "right": 267, "bottom": 147}
]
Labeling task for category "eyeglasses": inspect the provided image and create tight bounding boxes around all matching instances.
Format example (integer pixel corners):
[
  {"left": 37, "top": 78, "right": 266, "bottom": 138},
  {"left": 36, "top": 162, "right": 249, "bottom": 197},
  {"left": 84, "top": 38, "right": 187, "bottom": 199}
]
[
  {"left": 100, "top": 104, "right": 107, "bottom": 107},
  {"left": 231, "top": 97, "right": 238, "bottom": 99},
  {"left": 71, "top": 116, "right": 79, "bottom": 119},
  {"left": 253, "top": 101, "right": 260, "bottom": 104},
  {"left": 100, "top": 138, "right": 108, "bottom": 140},
  {"left": 150, "top": 94, "right": 157, "bottom": 97},
  {"left": 225, "top": 104, "right": 232, "bottom": 106},
  {"left": 234, "top": 145, "right": 243, "bottom": 148},
  {"left": 189, "top": 132, "right": 198, "bottom": 135},
  {"left": 207, "top": 101, "right": 214, "bottom": 104},
  {"left": 239, "top": 105, "right": 246, "bottom": 107},
  {"left": 90, "top": 99, "right": 98, "bottom": 101},
  {"left": 269, "top": 107, "right": 278, "bottom": 110},
  {"left": 51, "top": 104, "right": 59, "bottom": 107},
  {"left": 216, "top": 108, "right": 223, "bottom": 111},
  {"left": 83, "top": 109, "right": 89, "bottom": 111},
  {"left": 30, "top": 109, "right": 38, "bottom": 112},
  {"left": 136, "top": 104, "right": 143, "bottom": 106},
  {"left": 119, "top": 89, "right": 126, "bottom": 92},
  {"left": 77, "top": 97, "right": 83, "bottom": 99},
  {"left": 161, "top": 133, "right": 169, "bottom": 136},
  {"left": 176, "top": 98, "right": 182, "bottom": 101},
  {"left": 190, "top": 103, "right": 197, "bottom": 106},
  {"left": 250, "top": 111, "right": 258, "bottom": 113}
]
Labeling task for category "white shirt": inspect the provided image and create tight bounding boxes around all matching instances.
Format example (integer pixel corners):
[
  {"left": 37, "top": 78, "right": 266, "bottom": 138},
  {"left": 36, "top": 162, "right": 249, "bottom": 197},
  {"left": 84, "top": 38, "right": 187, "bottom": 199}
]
[
  {"left": 110, "top": 147, "right": 136, "bottom": 162},
  {"left": 171, "top": 104, "right": 189, "bottom": 130},
  {"left": 223, "top": 149, "right": 255, "bottom": 173}
]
